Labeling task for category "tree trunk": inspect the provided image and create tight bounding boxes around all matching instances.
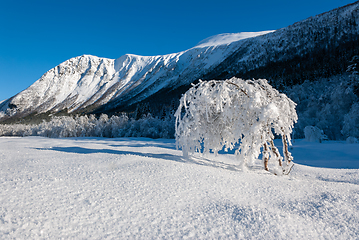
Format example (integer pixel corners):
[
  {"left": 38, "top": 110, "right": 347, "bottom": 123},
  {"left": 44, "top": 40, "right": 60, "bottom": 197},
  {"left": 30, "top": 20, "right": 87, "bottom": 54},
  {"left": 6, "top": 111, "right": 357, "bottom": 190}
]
[
  {"left": 270, "top": 140, "right": 282, "bottom": 167},
  {"left": 263, "top": 143, "right": 269, "bottom": 171},
  {"left": 263, "top": 142, "right": 269, "bottom": 171},
  {"left": 282, "top": 135, "right": 293, "bottom": 164}
]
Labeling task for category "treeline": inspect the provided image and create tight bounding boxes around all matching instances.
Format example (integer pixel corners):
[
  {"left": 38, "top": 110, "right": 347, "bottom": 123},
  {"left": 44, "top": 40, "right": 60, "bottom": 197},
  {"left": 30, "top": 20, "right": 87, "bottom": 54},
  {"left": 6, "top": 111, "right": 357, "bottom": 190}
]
[
  {"left": 285, "top": 73, "right": 359, "bottom": 140},
  {"left": 123, "top": 73, "right": 359, "bottom": 141},
  {"left": 0, "top": 114, "right": 175, "bottom": 139},
  {"left": 1, "top": 73, "right": 359, "bottom": 141}
]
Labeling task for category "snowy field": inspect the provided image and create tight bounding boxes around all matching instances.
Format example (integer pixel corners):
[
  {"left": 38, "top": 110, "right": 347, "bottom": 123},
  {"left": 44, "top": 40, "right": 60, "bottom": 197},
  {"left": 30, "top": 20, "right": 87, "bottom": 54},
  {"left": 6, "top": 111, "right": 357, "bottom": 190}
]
[{"left": 1, "top": 136, "right": 359, "bottom": 239}]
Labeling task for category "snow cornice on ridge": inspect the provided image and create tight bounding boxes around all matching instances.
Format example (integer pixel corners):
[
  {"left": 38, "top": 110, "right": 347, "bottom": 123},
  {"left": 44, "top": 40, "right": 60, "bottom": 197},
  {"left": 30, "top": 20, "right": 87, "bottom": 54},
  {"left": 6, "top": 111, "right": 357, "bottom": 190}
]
[{"left": 194, "top": 31, "right": 276, "bottom": 49}]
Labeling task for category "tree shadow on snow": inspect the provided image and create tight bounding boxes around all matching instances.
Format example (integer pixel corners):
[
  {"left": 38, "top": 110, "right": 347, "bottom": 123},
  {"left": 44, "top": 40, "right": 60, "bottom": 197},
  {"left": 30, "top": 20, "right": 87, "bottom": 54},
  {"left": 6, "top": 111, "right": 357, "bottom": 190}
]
[
  {"left": 69, "top": 137, "right": 178, "bottom": 151},
  {"left": 37, "top": 146, "right": 186, "bottom": 162},
  {"left": 35, "top": 146, "right": 244, "bottom": 172}
]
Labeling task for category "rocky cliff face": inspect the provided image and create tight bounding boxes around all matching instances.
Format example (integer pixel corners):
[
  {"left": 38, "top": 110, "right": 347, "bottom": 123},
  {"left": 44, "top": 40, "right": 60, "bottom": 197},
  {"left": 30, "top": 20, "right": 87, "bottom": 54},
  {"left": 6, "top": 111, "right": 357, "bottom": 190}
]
[{"left": 1, "top": 55, "right": 116, "bottom": 117}]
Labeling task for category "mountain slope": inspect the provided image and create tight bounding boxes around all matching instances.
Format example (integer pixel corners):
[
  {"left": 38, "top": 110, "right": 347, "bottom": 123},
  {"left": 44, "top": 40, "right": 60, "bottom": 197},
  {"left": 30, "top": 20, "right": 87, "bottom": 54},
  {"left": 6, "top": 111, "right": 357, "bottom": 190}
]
[
  {"left": 204, "top": 1, "right": 359, "bottom": 86},
  {"left": 114, "top": 1, "right": 359, "bottom": 115},
  {"left": 82, "top": 1, "right": 359, "bottom": 114}
]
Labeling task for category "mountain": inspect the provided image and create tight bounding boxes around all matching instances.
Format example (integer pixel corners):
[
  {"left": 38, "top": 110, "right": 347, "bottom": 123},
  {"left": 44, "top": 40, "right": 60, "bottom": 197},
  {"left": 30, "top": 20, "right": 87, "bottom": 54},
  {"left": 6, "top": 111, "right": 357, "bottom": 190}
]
[
  {"left": 99, "top": 1, "right": 359, "bottom": 118},
  {"left": 1, "top": 1, "right": 359, "bottom": 125},
  {"left": 0, "top": 31, "right": 272, "bottom": 121}
]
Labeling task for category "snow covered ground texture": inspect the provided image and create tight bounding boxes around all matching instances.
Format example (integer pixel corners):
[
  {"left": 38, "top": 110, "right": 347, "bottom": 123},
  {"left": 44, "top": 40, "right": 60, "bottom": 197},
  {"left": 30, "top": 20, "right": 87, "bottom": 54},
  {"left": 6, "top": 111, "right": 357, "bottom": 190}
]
[{"left": 1, "top": 137, "right": 359, "bottom": 239}]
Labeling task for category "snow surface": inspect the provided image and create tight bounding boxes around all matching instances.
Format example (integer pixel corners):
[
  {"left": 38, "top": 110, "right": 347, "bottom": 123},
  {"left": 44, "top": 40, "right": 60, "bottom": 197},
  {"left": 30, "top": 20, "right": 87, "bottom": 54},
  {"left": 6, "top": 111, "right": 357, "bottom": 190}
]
[{"left": 1, "top": 137, "right": 359, "bottom": 239}]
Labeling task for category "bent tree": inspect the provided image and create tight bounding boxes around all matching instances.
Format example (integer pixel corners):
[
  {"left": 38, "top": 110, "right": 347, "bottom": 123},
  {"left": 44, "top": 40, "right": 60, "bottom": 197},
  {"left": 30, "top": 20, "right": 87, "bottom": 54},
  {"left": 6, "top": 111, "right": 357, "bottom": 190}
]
[{"left": 175, "top": 78, "right": 298, "bottom": 175}]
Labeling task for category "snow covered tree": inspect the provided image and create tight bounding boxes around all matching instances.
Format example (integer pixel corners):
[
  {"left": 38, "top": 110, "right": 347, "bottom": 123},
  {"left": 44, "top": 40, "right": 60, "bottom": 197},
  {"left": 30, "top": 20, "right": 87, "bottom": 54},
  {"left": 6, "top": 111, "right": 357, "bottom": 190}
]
[
  {"left": 175, "top": 78, "right": 298, "bottom": 175},
  {"left": 304, "top": 126, "right": 327, "bottom": 143}
]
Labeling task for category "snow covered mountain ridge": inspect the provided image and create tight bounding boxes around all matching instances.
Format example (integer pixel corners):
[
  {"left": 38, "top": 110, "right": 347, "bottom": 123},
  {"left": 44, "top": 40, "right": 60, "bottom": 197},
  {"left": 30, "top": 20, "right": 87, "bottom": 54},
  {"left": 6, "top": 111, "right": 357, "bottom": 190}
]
[
  {"left": 1, "top": 1, "right": 358, "bottom": 123},
  {"left": 0, "top": 31, "right": 273, "bottom": 120}
]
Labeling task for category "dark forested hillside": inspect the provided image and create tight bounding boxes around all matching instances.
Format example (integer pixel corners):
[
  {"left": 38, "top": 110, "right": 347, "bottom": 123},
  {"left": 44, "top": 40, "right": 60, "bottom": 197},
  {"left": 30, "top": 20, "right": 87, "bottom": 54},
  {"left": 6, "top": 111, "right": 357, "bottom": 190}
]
[{"left": 202, "top": 2, "right": 359, "bottom": 89}]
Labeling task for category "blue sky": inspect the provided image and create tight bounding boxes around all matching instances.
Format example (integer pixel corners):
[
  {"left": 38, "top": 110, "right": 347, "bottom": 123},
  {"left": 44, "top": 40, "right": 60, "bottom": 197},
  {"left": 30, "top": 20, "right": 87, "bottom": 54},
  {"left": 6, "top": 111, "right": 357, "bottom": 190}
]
[{"left": 0, "top": 0, "right": 355, "bottom": 101}]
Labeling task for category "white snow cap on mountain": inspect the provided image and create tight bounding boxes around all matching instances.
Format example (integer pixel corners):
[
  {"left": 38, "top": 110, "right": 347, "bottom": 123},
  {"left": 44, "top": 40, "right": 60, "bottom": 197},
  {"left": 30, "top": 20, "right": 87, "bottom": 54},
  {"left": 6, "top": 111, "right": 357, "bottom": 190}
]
[{"left": 194, "top": 31, "right": 275, "bottom": 48}]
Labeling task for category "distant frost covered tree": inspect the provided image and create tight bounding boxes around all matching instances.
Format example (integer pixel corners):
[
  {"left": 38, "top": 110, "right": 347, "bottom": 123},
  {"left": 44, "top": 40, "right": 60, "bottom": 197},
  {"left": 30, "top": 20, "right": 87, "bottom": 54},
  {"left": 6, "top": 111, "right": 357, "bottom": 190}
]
[
  {"left": 304, "top": 126, "right": 327, "bottom": 143},
  {"left": 0, "top": 113, "right": 175, "bottom": 139},
  {"left": 175, "top": 78, "right": 298, "bottom": 175}
]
